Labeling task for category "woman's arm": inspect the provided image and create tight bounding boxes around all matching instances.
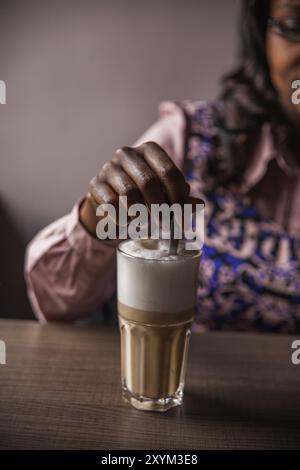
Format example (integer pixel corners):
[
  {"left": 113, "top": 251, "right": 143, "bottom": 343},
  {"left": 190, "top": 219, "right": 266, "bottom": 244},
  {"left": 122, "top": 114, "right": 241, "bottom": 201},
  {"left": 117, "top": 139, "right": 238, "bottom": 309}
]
[{"left": 25, "top": 101, "right": 186, "bottom": 322}]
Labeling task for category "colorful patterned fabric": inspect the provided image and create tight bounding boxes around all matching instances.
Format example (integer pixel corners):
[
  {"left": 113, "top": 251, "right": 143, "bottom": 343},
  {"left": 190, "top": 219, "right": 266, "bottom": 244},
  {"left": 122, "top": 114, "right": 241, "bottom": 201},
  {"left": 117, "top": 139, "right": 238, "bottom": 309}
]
[{"left": 182, "top": 101, "right": 300, "bottom": 333}]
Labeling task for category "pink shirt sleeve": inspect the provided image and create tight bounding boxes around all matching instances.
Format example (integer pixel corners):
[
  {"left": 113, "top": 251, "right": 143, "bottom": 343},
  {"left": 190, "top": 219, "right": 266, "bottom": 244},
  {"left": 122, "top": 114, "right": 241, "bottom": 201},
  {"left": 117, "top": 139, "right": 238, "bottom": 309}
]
[{"left": 25, "top": 101, "right": 187, "bottom": 322}]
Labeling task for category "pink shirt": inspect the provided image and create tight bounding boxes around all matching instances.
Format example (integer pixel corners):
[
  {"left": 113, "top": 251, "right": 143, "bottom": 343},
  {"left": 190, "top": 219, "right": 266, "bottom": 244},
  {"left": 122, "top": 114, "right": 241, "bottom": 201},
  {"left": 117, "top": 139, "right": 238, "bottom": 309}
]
[{"left": 25, "top": 101, "right": 300, "bottom": 322}]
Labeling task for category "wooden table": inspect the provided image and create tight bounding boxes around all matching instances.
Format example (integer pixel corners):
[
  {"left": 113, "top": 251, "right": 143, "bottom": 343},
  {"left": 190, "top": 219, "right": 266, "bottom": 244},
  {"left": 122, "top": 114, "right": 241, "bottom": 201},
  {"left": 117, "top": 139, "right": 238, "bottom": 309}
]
[{"left": 0, "top": 319, "right": 299, "bottom": 450}]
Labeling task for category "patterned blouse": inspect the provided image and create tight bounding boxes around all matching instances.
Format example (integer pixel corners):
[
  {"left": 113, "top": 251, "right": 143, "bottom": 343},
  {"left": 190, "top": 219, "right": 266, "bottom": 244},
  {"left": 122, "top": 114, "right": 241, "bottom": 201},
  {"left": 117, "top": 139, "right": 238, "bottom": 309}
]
[{"left": 181, "top": 100, "right": 300, "bottom": 333}]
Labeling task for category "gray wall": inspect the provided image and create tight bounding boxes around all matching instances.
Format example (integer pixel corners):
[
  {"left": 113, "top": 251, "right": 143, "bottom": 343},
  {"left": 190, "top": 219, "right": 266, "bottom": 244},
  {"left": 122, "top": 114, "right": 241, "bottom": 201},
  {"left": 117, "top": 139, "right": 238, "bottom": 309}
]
[
  {"left": 0, "top": 0, "right": 238, "bottom": 317},
  {"left": 0, "top": 0, "right": 238, "bottom": 240}
]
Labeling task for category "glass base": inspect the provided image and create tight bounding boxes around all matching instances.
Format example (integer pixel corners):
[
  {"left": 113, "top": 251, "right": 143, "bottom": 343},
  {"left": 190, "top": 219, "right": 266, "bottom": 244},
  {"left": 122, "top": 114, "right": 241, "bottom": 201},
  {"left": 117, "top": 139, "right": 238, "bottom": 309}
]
[{"left": 122, "top": 383, "right": 184, "bottom": 412}]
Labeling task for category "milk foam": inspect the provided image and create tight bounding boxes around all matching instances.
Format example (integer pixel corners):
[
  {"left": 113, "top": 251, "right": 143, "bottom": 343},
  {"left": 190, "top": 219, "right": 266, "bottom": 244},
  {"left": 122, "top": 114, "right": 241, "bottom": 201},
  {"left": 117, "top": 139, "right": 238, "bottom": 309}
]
[{"left": 117, "top": 239, "right": 200, "bottom": 312}]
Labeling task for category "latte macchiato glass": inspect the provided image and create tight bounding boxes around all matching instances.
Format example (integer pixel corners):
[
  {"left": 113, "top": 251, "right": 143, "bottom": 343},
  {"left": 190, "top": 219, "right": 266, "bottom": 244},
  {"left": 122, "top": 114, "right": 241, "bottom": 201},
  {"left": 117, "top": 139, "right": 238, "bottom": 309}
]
[{"left": 117, "top": 239, "right": 200, "bottom": 412}]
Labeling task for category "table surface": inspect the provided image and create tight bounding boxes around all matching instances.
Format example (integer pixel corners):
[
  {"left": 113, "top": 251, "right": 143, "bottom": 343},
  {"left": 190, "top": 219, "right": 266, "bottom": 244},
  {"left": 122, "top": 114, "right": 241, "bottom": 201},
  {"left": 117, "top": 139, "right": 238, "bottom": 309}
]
[{"left": 0, "top": 319, "right": 299, "bottom": 450}]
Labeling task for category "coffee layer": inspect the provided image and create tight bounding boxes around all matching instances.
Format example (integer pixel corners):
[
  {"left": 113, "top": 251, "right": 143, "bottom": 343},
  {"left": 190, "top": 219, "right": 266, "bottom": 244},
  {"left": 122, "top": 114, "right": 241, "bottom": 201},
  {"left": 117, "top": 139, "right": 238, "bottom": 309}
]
[
  {"left": 119, "top": 313, "right": 192, "bottom": 398},
  {"left": 118, "top": 302, "right": 194, "bottom": 325}
]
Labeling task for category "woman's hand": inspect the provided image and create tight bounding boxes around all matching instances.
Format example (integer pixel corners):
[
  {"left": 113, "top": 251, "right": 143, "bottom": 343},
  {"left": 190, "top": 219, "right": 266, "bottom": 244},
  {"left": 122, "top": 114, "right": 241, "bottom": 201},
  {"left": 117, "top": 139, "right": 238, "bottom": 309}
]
[{"left": 79, "top": 141, "right": 190, "bottom": 236}]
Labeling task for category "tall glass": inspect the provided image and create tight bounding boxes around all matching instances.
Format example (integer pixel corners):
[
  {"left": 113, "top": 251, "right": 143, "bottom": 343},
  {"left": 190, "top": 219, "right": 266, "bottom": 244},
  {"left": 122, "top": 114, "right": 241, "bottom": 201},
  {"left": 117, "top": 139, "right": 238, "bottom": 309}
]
[{"left": 117, "top": 239, "right": 200, "bottom": 412}]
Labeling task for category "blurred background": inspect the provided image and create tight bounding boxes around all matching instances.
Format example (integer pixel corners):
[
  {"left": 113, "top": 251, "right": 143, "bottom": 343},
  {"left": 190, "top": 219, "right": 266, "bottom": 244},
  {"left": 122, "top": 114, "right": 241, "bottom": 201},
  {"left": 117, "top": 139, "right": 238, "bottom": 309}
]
[{"left": 0, "top": 0, "right": 238, "bottom": 318}]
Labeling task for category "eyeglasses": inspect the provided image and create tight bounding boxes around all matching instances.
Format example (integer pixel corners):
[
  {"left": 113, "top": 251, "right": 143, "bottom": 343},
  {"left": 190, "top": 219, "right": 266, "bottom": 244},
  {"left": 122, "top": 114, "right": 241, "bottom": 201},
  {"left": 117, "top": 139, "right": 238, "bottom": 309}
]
[{"left": 268, "top": 16, "right": 300, "bottom": 42}]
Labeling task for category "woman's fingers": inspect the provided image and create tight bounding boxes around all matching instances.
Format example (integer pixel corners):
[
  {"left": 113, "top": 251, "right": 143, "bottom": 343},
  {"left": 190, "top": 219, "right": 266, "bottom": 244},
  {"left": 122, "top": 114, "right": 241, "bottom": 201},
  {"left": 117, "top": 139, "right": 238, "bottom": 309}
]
[
  {"left": 81, "top": 140, "right": 203, "bottom": 238},
  {"left": 138, "top": 141, "right": 190, "bottom": 204},
  {"left": 99, "top": 161, "right": 144, "bottom": 207},
  {"left": 86, "top": 141, "right": 193, "bottom": 233},
  {"left": 113, "top": 146, "right": 168, "bottom": 208},
  {"left": 89, "top": 177, "right": 118, "bottom": 207}
]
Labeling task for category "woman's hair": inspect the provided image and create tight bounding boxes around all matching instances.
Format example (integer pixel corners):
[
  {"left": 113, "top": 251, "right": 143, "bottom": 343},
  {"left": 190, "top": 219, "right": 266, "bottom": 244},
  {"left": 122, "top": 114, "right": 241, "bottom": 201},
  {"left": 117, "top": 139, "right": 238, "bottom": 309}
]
[{"left": 217, "top": 0, "right": 294, "bottom": 184}]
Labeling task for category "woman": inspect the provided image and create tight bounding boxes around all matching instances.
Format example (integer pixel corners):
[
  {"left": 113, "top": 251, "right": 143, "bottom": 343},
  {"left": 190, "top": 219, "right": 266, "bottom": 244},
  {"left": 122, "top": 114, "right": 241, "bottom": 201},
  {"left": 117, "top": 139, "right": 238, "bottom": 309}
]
[{"left": 25, "top": 0, "right": 300, "bottom": 332}]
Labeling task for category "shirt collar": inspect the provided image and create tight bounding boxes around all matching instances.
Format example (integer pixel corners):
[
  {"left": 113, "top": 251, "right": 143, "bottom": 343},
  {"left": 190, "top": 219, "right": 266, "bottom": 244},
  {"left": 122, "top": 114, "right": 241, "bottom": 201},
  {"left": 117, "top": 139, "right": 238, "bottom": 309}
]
[{"left": 239, "top": 123, "right": 300, "bottom": 194}]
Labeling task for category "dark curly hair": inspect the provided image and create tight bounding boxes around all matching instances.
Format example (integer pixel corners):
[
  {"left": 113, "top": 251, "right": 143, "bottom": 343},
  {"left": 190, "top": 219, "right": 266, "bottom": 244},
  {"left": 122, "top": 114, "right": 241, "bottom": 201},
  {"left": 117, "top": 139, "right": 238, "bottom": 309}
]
[{"left": 217, "top": 0, "right": 297, "bottom": 184}]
